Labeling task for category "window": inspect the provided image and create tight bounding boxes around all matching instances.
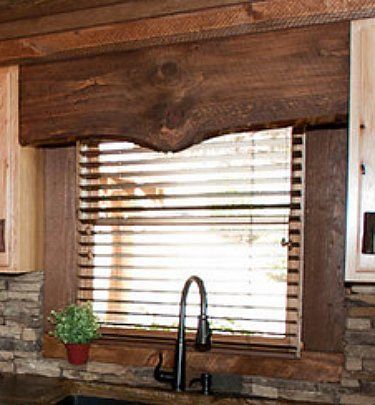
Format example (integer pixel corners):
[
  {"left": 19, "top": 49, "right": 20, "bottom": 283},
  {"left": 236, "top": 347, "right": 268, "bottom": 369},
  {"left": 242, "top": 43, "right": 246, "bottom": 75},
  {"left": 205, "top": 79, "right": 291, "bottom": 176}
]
[{"left": 77, "top": 128, "right": 304, "bottom": 355}]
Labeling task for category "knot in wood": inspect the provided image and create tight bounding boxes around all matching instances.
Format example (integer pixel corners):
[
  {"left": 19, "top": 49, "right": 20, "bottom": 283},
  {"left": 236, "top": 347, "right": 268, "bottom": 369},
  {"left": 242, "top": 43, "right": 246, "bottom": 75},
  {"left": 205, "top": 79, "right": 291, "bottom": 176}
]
[{"left": 160, "top": 62, "right": 178, "bottom": 78}]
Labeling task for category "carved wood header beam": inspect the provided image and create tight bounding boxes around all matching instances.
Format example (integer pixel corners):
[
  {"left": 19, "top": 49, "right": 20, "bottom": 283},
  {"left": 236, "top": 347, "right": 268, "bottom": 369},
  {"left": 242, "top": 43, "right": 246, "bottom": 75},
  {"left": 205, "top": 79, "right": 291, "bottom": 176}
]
[
  {"left": 20, "top": 22, "right": 349, "bottom": 150},
  {"left": 0, "top": 0, "right": 373, "bottom": 66}
]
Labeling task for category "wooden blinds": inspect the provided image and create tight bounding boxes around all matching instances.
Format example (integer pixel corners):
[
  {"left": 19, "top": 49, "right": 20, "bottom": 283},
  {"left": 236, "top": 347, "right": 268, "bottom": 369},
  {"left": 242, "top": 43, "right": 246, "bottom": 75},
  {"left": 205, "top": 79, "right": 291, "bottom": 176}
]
[{"left": 77, "top": 128, "right": 304, "bottom": 355}]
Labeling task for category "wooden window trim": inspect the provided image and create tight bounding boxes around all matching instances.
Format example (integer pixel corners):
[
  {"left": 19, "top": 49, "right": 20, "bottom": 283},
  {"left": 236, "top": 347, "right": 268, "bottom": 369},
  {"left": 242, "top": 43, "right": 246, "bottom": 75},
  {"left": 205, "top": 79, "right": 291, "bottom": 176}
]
[
  {"left": 43, "top": 126, "right": 346, "bottom": 382},
  {"left": 100, "top": 327, "right": 295, "bottom": 351}
]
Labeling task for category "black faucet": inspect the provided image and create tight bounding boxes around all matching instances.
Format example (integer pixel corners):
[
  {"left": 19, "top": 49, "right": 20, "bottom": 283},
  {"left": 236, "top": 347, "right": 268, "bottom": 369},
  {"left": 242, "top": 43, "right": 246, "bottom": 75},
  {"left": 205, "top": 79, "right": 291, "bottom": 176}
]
[{"left": 154, "top": 275, "right": 211, "bottom": 392}]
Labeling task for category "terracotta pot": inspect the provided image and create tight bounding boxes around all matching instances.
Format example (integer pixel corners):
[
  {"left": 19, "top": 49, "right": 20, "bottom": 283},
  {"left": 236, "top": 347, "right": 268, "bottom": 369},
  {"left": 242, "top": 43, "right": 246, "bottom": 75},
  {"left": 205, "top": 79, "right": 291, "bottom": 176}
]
[{"left": 65, "top": 343, "right": 90, "bottom": 365}]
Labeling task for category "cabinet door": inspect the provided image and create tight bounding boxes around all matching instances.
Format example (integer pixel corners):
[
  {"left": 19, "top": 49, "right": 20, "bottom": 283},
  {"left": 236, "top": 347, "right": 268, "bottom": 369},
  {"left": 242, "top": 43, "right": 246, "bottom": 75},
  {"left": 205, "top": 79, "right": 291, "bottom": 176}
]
[
  {"left": 0, "top": 67, "right": 14, "bottom": 268},
  {"left": 347, "top": 19, "right": 375, "bottom": 282},
  {"left": 0, "top": 66, "right": 43, "bottom": 273}
]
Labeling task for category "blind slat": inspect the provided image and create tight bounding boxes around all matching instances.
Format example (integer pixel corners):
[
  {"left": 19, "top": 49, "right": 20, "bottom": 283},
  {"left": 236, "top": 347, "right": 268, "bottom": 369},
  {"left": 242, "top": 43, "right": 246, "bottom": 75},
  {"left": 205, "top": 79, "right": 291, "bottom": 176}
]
[{"left": 80, "top": 164, "right": 291, "bottom": 179}]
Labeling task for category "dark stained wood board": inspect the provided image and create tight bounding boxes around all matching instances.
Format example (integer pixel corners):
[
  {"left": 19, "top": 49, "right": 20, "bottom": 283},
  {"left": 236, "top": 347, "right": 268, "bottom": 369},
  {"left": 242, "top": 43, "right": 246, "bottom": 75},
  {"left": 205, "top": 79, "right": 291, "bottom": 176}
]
[
  {"left": 0, "top": 4, "right": 253, "bottom": 66},
  {"left": 0, "top": 1, "right": 247, "bottom": 41},
  {"left": 0, "top": 0, "right": 373, "bottom": 46},
  {"left": 20, "top": 22, "right": 349, "bottom": 151},
  {"left": 1, "top": 0, "right": 370, "bottom": 26},
  {"left": 0, "top": 0, "right": 246, "bottom": 25},
  {"left": 43, "top": 146, "right": 77, "bottom": 329},
  {"left": 0, "top": 0, "right": 127, "bottom": 24},
  {"left": 43, "top": 334, "right": 343, "bottom": 382},
  {"left": 303, "top": 128, "right": 347, "bottom": 352}
]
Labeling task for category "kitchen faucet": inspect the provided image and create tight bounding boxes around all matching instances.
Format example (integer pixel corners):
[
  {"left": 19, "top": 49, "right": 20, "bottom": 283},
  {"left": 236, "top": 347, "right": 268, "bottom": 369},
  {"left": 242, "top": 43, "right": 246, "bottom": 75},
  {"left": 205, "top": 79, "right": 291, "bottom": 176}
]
[{"left": 154, "top": 275, "right": 212, "bottom": 393}]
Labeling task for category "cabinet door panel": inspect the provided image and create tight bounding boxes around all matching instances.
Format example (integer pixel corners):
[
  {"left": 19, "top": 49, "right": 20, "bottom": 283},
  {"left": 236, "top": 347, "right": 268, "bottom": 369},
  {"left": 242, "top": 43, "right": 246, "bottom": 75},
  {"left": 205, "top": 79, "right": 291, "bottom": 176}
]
[
  {"left": 347, "top": 19, "right": 375, "bottom": 282},
  {"left": 0, "top": 68, "right": 12, "bottom": 267}
]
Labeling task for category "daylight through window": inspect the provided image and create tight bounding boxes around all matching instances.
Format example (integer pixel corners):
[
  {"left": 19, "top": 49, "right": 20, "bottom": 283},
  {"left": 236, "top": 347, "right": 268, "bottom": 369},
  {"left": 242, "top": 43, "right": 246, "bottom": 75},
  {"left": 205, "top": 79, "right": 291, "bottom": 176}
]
[{"left": 77, "top": 127, "right": 304, "bottom": 354}]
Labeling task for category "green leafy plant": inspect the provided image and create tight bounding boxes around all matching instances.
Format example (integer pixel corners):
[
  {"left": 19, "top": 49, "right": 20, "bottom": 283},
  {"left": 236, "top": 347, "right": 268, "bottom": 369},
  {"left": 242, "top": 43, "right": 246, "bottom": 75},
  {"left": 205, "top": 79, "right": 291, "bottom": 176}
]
[{"left": 49, "top": 302, "right": 101, "bottom": 344}]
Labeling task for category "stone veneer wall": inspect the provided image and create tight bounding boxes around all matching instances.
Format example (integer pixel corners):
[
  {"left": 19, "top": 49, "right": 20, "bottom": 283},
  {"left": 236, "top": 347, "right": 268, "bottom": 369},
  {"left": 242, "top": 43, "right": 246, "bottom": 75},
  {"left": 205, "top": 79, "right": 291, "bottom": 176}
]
[{"left": 0, "top": 272, "right": 373, "bottom": 404}]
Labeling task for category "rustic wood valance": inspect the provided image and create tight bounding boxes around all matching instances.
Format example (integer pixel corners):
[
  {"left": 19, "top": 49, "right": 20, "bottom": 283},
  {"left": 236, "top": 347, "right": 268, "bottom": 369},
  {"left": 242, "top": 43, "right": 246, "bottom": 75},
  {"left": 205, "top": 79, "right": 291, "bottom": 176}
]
[{"left": 20, "top": 22, "right": 349, "bottom": 152}]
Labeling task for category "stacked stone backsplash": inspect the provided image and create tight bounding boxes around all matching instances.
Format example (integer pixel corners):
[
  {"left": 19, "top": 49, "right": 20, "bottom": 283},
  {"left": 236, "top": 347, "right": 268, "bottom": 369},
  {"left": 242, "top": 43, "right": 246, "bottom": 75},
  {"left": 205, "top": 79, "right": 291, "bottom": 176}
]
[
  {"left": 0, "top": 272, "right": 373, "bottom": 403},
  {"left": 0, "top": 272, "right": 43, "bottom": 374},
  {"left": 341, "top": 285, "right": 375, "bottom": 403},
  {"left": 0, "top": 272, "right": 157, "bottom": 387}
]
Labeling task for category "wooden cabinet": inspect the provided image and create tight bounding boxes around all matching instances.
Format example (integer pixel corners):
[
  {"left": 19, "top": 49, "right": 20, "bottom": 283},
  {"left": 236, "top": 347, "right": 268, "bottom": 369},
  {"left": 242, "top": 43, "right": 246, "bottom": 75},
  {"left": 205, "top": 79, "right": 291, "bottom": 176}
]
[
  {"left": 347, "top": 19, "right": 375, "bottom": 282},
  {"left": 0, "top": 65, "right": 43, "bottom": 273}
]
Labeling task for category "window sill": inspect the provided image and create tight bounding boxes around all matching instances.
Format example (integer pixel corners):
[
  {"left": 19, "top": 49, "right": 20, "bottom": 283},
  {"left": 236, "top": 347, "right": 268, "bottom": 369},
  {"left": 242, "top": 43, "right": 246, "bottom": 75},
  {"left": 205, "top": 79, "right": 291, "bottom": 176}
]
[{"left": 43, "top": 334, "right": 343, "bottom": 383}]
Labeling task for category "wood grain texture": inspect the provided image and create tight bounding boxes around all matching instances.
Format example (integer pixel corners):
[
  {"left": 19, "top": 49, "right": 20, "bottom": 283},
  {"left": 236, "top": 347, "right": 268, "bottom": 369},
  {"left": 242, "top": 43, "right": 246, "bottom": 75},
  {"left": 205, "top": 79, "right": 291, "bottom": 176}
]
[
  {"left": 17, "top": 145, "right": 45, "bottom": 273},
  {"left": 20, "top": 22, "right": 349, "bottom": 150},
  {"left": 43, "top": 334, "right": 343, "bottom": 382},
  {"left": 0, "top": 0, "right": 246, "bottom": 41},
  {"left": 303, "top": 129, "right": 347, "bottom": 352},
  {"left": 0, "top": 0, "right": 372, "bottom": 66},
  {"left": 0, "top": 67, "right": 13, "bottom": 267},
  {"left": 346, "top": 19, "right": 375, "bottom": 281},
  {"left": 0, "top": 4, "right": 254, "bottom": 66},
  {"left": 0, "top": 0, "right": 243, "bottom": 27},
  {"left": 43, "top": 147, "right": 76, "bottom": 328},
  {"left": 0, "top": 65, "right": 44, "bottom": 273},
  {"left": 0, "top": 0, "right": 126, "bottom": 23},
  {"left": 252, "top": 0, "right": 375, "bottom": 25},
  {"left": 0, "top": 0, "right": 373, "bottom": 48},
  {"left": 0, "top": 0, "right": 373, "bottom": 27}
]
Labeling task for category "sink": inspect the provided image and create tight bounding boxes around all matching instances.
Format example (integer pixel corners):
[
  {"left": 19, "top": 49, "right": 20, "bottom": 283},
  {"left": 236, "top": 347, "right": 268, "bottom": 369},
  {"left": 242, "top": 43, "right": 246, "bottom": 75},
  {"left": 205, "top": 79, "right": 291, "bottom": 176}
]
[{"left": 55, "top": 395, "right": 148, "bottom": 405}]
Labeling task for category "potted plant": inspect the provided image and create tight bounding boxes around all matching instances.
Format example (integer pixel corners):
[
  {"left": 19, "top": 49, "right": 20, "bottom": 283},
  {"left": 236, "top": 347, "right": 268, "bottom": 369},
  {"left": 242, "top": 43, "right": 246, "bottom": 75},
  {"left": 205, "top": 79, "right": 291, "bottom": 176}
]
[{"left": 49, "top": 302, "right": 101, "bottom": 365}]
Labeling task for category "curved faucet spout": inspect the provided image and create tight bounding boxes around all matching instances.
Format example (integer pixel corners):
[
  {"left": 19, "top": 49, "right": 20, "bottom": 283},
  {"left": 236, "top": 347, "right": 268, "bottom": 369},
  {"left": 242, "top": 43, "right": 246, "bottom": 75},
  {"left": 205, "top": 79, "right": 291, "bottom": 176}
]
[
  {"left": 174, "top": 276, "right": 211, "bottom": 391},
  {"left": 180, "top": 276, "right": 208, "bottom": 315},
  {"left": 154, "top": 275, "right": 211, "bottom": 392},
  {"left": 178, "top": 276, "right": 211, "bottom": 352}
]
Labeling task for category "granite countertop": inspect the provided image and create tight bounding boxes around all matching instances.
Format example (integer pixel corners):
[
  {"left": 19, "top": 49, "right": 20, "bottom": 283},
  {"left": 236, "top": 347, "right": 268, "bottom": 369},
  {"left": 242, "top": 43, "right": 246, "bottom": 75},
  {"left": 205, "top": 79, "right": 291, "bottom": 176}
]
[{"left": 0, "top": 373, "right": 301, "bottom": 405}]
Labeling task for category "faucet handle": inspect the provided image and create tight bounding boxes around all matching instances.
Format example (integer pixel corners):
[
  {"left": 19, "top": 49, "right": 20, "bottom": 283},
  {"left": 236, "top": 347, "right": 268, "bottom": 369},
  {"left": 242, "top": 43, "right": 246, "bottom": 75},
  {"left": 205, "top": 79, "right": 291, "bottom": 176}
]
[
  {"left": 154, "top": 352, "right": 175, "bottom": 384},
  {"left": 189, "top": 373, "right": 212, "bottom": 395}
]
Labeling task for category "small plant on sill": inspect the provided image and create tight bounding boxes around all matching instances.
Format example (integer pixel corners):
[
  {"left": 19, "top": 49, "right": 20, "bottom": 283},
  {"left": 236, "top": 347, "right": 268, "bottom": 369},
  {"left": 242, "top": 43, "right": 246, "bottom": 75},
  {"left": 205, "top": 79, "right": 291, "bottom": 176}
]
[{"left": 49, "top": 302, "right": 101, "bottom": 365}]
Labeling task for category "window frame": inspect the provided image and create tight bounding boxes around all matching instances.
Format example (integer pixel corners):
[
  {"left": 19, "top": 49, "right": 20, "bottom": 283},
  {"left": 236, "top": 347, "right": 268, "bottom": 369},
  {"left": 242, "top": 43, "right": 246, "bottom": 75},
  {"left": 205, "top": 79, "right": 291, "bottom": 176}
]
[
  {"left": 42, "top": 127, "right": 347, "bottom": 383},
  {"left": 76, "top": 128, "right": 304, "bottom": 356}
]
